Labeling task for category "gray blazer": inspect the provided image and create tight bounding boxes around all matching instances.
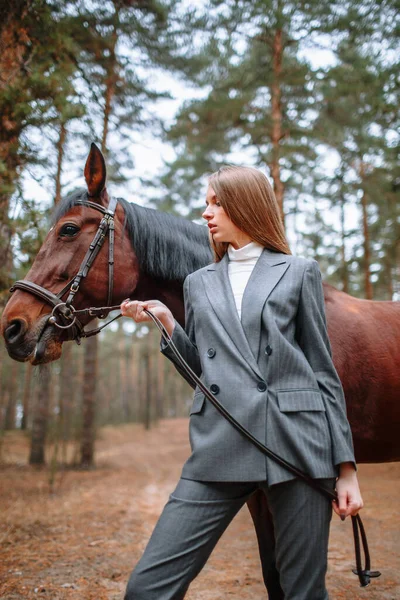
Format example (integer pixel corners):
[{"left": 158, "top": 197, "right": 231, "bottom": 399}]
[{"left": 161, "top": 248, "right": 357, "bottom": 485}]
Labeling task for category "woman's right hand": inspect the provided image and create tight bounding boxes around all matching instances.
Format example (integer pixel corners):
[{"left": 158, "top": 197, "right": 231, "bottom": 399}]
[{"left": 120, "top": 299, "right": 175, "bottom": 336}]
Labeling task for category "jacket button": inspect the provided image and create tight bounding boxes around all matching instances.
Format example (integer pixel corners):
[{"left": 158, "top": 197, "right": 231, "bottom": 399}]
[
  {"left": 265, "top": 345, "right": 272, "bottom": 356},
  {"left": 257, "top": 381, "right": 267, "bottom": 392},
  {"left": 207, "top": 348, "right": 216, "bottom": 358},
  {"left": 210, "top": 384, "right": 220, "bottom": 394}
]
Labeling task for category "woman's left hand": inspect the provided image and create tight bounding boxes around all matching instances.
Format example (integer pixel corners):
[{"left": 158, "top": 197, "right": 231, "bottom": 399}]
[{"left": 332, "top": 463, "right": 364, "bottom": 521}]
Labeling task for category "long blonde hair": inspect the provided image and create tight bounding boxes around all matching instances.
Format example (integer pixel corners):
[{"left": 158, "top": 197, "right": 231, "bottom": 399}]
[{"left": 207, "top": 165, "right": 292, "bottom": 261}]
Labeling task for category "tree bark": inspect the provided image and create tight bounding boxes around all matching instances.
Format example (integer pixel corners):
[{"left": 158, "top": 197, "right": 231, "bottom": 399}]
[
  {"left": 79, "top": 3, "right": 120, "bottom": 464},
  {"left": 59, "top": 343, "right": 73, "bottom": 465},
  {"left": 156, "top": 333, "right": 165, "bottom": 420},
  {"left": 29, "top": 369, "right": 51, "bottom": 465},
  {"left": 54, "top": 121, "right": 67, "bottom": 205},
  {"left": 270, "top": 28, "right": 285, "bottom": 224},
  {"left": 359, "top": 161, "right": 373, "bottom": 299},
  {"left": 0, "top": 344, "right": 4, "bottom": 428},
  {"left": 4, "top": 360, "right": 19, "bottom": 430},
  {"left": 143, "top": 333, "right": 152, "bottom": 430},
  {"left": 385, "top": 257, "right": 394, "bottom": 300},
  {"left": 118, "top": 329, "right": 130, "bottom": 421},
  {"left": 339, "top": 192, "right": 349, "bottom": 294},
  {"left": 0, "top": 1, "right": 33, "bottom": 298},
  {"left": 101, "top": 7, "right": 119, "bottom": 155},
  {"left": 80, "top": 335, "right": 98, "bottom": 467},
  {"left": 0, "top": 1, "right": 32, "bottom": 38},
  {"left": 130, "top": 334, "right": 139, "bottom": 422},
  {"left": 21, "top": 362, "right": 33, "bottom": 430}
]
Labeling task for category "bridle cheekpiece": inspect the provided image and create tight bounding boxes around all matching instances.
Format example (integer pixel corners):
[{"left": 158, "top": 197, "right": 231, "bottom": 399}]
[{"left": 9, "top": 195, "right": 122, "bottom": 344}]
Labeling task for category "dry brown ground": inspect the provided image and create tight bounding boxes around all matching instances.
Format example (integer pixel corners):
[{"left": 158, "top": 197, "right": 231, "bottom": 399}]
[{"left": 0, "top": 419, "right": 399, "bottom": 600}]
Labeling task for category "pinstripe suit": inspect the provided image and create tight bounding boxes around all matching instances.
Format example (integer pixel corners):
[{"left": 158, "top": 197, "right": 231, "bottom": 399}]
[
  {"left": 161, "top": 247, "right": 356, "bottom": 483},
  {"left": 124, "top": 248, "right": 357, "bottom": 599}
]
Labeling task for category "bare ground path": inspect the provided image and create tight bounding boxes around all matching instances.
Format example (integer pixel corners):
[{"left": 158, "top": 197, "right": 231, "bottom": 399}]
[{"left": 1, "top": 419, "right": 399, "bottom": 599}]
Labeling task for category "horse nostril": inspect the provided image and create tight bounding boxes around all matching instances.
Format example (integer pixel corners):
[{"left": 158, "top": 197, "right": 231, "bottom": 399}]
[{"left": 4, "top": 319, "right": 26, "bottom": 344}]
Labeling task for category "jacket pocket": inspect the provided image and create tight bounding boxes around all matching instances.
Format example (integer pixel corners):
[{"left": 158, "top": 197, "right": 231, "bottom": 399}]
[
  {"left": 277, "top": 389, "right": 325, "bottom": 412},
  {"left": 190, "top": 391, "right": 205, "bottom": 415}
]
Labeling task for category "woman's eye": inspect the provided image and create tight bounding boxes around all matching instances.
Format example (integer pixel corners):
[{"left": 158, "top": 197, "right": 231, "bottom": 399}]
[
  {"left": 59, "top": 224, "right": 80, "bottom": 237},
  {"left": 216, "top": 201, "right": 221, "bottom": 207}
]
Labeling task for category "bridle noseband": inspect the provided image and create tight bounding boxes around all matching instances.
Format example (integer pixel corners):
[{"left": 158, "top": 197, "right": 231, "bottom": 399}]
[{"left": 9, "top": 195, "right": 123, "bottom": 344}]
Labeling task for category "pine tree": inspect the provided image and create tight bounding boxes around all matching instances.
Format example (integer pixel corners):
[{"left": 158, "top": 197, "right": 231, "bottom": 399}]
[
  {"left": 0, "top": 0, "right": 87, "bottom": 301},
  {"left": 70, "top": 0, "right": 175, "bottom": 467},
  {"left": 153, "top": 0, "right": 338, "bottom": 223},
  {"left": 314, "top": 6, "right": 399, "bottom": 298}
]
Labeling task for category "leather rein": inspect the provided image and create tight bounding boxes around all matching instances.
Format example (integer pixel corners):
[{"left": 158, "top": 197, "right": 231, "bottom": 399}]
[{"left": 9, "top": 195, "right": 380, "bottom": 588}]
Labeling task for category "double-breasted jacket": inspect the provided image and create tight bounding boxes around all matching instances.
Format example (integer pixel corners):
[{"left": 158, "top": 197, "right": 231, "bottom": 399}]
[{"left": 160, "top": 248, "right": 357, "bottom": 485}]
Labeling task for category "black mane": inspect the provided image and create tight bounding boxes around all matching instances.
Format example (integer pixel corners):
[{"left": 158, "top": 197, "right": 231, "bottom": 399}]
[{"left": 53, "top": 190, "right": 213, "bottom": 282}]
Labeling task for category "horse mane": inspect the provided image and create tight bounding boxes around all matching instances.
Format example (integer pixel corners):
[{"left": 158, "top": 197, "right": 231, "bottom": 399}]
[{"left": 53, "top": 189, "right": 213, "bottom": 282}]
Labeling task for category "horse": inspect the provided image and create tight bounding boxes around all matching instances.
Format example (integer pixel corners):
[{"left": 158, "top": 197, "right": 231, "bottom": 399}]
[{"left": 2, "top": 144, "right": 400, "bottom": 598}]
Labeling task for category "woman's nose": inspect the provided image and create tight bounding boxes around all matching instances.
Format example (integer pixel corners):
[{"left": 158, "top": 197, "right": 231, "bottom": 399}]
[{"left": 202, "top": 207, "right": 212, "bottom": 220}]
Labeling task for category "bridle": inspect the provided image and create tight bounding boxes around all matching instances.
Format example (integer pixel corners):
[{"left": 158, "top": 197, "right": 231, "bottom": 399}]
[
  {"left": 9, "top": 194, "right": 381, "bottom": 588},
  {"left": 9, "top": 195, "right": 123, "bottom": 344}
]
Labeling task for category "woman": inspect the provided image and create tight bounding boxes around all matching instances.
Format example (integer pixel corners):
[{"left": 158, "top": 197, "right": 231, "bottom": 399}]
[{"left": 121, "top": 166, "right": 363, "bottom": 600}]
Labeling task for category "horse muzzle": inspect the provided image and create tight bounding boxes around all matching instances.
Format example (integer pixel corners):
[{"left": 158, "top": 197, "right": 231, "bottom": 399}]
[{"left": 3, "top": 313, "right": 63, "bottom": 364}]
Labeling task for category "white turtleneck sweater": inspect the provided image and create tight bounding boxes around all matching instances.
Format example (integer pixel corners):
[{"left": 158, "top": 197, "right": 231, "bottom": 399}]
[{"left": 227, "top": 240, "right": 264, "bottom": 320}]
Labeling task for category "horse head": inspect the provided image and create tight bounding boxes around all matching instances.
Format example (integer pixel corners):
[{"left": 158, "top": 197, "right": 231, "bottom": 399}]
[{"left": 1, "top": 143, "right": 138, "bottom": 364}]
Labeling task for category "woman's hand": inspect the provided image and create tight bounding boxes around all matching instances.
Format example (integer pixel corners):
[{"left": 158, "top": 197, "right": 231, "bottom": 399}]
[
  {"left": 121, "top": 299, "right": 175, "bottom": 336},
  {"left": 332, "top": 462, "right": 364, "bottom": 521}
]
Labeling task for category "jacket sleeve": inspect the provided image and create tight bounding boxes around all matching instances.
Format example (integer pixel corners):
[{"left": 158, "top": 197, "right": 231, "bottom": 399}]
[
  {"left": 295, "top": 259, "right": 357, "bottom": 472},
  {"left": 159, "top": 274, "right": 202, "bottom": 390}
]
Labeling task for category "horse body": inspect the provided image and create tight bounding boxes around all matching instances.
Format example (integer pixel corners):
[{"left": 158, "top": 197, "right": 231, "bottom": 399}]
[
  {"left": 3, "top": 192, "right": 399, "bottom": 462},
  {"left": 324, "top": 287, "right": 400, "bottom": 462},
  {"left": 1, "top": 144, "right": 399, "bottom": 598}
]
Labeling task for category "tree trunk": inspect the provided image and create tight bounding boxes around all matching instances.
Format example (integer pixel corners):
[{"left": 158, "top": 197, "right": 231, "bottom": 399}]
[
  {"left": 26, "top": 107, "right": 68, "bottom": 462},
  {"left": 0, "top": 344, "right": 5, "bottom": 428},
  {"left": 130, "top": 334, "right": 139, "bottom": 422},
  {"left": 385, "top": 257, "right": 394, "bottom": 300},
  {"left": 78, "top": 4, "right": 120, "bottom": 464},
  {"left": 54, "top": 121, "right": 67, "bottom": 204},
  {"left": 101, "top": 7, "right": 119, "bottom": 155},
  {"left": 118, "top": 329, "right": 130, "bottom": 421},
  {"left": 156, "top": 333, "right": 165, "bottom": 420},
  {"left": 80, "top": 335, "right": 98, "bottom": 467},
  {"left": 339, "top": 193, "right": 349, "bottom": 294},
  {"left": 359, "top": 161, "right": 373, "bottom": 299},
  {"left": 29, "top": 368, "right": 51, "bottom": 465},
  {"left": 0, "top": 1, "right": 33, "bottom": 298},
  {"left": 149, "top": 329, "right": 157, "bottom": 424},
  {"left": 143, "top": 334, "right": 151, "bottom": 430},
  {"left": 0, "top": 1, "right": 33, "bottom": 38},
  {"left": 270, "top": 28, "right": 285, "bottom": 224},
  {"left": 59, "top": 343, "right": 73, "bottom": 464},
  {"left": 4, "top": 360, "right": 19, "bottom": 430},
  {"left": 21, "top": 362, "right": 33, "bottom": 430}
]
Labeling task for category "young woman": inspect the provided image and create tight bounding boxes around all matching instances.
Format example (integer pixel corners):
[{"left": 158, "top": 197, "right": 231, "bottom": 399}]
[{"left": 121, "top": 166, "right": 363, "bottom": 600}]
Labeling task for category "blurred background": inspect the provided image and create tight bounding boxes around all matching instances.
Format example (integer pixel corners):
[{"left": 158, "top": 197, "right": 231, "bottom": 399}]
[{"left": 0, "top": 0, "right": 398, "bottom": 470}]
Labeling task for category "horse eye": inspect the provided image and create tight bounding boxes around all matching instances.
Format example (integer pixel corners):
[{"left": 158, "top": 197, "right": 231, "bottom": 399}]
[{"left": 59, "top": 224, "right": 80, "bottom": 237}]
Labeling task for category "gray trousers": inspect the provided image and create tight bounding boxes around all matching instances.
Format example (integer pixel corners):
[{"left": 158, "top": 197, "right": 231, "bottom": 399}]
[{"left": 124, "top": 476, "right": 336, "bottom": 600}]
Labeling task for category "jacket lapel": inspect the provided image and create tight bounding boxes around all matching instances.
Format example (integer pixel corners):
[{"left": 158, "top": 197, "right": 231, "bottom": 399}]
[
  {"left": 241, "top": 250, "right": 289, "bottom": 362},
  {"left": 201, "top": 248, "right": 289, "bottom": 379}
]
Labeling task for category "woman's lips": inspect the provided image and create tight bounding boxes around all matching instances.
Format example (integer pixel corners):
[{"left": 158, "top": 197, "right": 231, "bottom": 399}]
[{"left": 208, "top": 224, "right": 217, "bottom": 232}]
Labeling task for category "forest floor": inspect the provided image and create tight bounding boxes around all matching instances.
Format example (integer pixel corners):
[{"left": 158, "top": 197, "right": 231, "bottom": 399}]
[{"left": 0, "top": 419, "right": 399, "bottom": 600}]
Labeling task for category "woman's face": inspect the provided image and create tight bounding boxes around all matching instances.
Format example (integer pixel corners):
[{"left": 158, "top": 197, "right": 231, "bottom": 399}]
[{"left": 202, "top": 185, "right": 252, "bottom": 249}]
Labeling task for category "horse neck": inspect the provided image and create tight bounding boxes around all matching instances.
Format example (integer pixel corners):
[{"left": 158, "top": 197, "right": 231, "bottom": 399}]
[
  {"left": 119, "top": 200, "right": 212, "bottom": 325},
  {"left": 133, "top": 272, "right": 186, "bottom": 327}
]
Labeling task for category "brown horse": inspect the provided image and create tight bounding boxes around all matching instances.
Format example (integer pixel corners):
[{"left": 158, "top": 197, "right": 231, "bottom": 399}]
[{"left": 2, "top": 144, "right": 400, "bottom": 598}]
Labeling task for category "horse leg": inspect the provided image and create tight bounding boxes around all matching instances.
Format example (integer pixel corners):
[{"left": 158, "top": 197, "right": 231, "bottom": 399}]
[{"left": 246, "top": 490, "right": 284, "bottom": 599}]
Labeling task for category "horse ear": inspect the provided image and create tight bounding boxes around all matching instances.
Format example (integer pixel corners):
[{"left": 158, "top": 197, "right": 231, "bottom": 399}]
[{"left": 84, "top": 143, "right": 107, "bottom": 198}]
